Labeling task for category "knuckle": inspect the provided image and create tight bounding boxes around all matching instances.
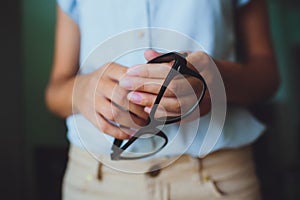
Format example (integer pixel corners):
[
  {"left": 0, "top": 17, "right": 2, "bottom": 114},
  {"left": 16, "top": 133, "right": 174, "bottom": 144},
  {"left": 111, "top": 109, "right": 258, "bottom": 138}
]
[
  {"left": 106, "top": 111, "right": 115, "bottom": 121},
  {"left": 101, "top": 107, "right": 114, "bottom": 121},
  {"left": 197, "top": 51, "right": 208, "bottom": 58},
  {"left": 117, "top": 92, "right": 129, "bottom": 107},
  {"left": 189, "top": 51, "right": 211, "bottom": 69},
  {"left": 199, "top": 52, "right": 211, "bottom": 65},
  {"left": 146, "top": 67, "right": 152, "bottom": 78}
]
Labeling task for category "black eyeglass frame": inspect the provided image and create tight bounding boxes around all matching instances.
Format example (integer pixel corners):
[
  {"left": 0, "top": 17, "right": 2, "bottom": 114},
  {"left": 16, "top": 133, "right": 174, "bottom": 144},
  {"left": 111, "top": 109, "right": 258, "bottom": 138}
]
[{"left": 111, "top": 52, "right": 207, "bottom": 160}]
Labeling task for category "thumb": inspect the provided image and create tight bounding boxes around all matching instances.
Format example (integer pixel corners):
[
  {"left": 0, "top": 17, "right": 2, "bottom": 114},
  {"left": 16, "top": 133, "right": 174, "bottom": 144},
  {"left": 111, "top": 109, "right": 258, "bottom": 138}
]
[{"left": 144, "top": 49, "right": 163, "bottom": 61}]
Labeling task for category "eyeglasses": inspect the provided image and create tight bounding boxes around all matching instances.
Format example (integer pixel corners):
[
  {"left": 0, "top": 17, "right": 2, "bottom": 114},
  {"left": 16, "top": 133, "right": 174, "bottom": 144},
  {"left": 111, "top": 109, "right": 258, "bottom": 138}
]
[{"left": 110, "top": 52, "right": 207, "bottom": 160}]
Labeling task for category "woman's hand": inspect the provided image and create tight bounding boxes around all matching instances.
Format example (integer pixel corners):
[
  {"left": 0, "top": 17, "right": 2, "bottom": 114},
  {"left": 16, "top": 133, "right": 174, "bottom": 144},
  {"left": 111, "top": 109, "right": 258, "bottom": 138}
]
[
  {"left": 119, "top": 50, "right": 211, "bottom": 122},
  {"left": 73, "top": 62, "right": 149, "bottom": 139},
  {"left": 46, "top": 7, "right": 149, "bottom": 140}
]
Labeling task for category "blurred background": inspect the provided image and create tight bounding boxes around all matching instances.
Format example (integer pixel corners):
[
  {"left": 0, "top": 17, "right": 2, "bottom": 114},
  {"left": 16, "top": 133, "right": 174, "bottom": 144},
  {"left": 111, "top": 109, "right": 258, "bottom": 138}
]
[{"left": 1, "top": 0, "right": 299, "bottom": 199}]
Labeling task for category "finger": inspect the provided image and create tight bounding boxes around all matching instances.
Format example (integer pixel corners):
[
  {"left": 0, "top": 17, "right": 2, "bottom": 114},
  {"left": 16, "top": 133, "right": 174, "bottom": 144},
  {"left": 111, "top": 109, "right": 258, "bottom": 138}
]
[
  {"left": 186, "top": 51, "right": 211, "bottom": 71},
  {"left": 104, "top": 100, "right": 146, "bottom": 129},
  {"left": 119, "top": 76, "right": 163, "bottom": 94},
  {"left": 127, "top": 92, "right": 180, "bottom": 112},
  {"left": 99, "top": 77, "right": 149, "bottom": 120},
  {"left": 95, "top": 113, "right": 133, "bottom": 140},
  {"left": 122, "top": 76, "right": 180, "bottom": 97},
  {"left": 120, "top": 75, "right": 203, "bottom": 97},
  {"left": 126, "top": 63, "right": 171, "bottom": 78},
  {"left": 95, "top": 97, "right": 147, "bottom": 130},
  {"left": 128, "top": 91, "right": 200, "bottom": 115},
  {"left": 112, "top": 100, "right": 149, "bottom": 122},
  {"left": 144, "top": 49, "right": 163, "bottom": 61},
  {"left": 127, "top": 91, "right": 157, "bottom": 107},
  {"left": 127, "top": 102, "right": 149, "bottom": 120},
  {"left": 146, "top": 106, "right": 179, "bottom": 119}
]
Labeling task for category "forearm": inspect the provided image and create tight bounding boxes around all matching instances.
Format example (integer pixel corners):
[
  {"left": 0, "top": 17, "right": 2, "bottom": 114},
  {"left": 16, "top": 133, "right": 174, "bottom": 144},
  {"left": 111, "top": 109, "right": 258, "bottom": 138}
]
[{"left": 215, "top": 57, "right": 279, "bottom": 106}]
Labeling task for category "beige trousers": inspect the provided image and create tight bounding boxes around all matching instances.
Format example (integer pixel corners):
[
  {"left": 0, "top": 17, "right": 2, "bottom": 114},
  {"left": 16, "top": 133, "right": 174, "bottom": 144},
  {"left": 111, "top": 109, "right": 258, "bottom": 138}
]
[{"left": 62, "top": 145, "right": 261, "bottom": 200}]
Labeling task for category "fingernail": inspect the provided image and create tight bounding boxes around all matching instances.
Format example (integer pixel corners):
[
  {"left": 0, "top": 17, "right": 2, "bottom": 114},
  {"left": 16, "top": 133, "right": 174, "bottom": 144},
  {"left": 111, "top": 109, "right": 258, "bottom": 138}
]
[
  {"left": 128, "top": 130, "right": 136, "bottom": 138},
  {"left": 128, "top": 92, "right": 142, "bottom": 103},
  {"left": 144, "top": 107, "right": 151, "bottom": 113},
  {"left": 128, "top": 132, "right": 136, "bottom": 139},
  {"left": 127, "top": 65, "right": 141, "bottom": 75},
  {"left": 119, "top": 79, "right": 132, "bottom": 89}
]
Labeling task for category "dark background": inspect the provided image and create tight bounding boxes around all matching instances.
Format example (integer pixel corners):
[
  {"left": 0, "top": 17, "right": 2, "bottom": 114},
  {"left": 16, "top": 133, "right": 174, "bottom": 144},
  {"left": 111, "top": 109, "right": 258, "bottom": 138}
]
[{"left": 1, "top": 0, "right": 300, "bottom": 199}]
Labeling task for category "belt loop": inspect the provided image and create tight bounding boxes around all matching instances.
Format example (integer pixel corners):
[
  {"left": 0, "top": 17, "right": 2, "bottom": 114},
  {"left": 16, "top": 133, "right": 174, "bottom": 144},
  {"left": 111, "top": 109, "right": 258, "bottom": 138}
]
[
  {"left": 97, "top": 162, "right": 103, "bottom": 181},
  {"left": 198, "top": 156, "right": 212, "bottom": 184},
  {"left": 197, "top": 157, "right": 204, "bottom": 183}
]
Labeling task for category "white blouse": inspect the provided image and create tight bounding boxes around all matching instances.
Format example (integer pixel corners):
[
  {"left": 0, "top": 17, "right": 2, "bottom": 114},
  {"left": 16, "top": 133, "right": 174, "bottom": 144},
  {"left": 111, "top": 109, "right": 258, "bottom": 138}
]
[{"left": 57, "top": 0, "right": 265, "bottom": 158}]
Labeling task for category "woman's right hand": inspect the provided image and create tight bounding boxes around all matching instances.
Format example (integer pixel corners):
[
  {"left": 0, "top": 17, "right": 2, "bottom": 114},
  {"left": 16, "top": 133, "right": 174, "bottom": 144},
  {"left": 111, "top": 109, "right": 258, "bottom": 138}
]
[
  {"left": 73, "top": 62, "right": 148, "bottom": 139},
  {"left": 47, "top": 7, "right": 148, "bottom": 140}
]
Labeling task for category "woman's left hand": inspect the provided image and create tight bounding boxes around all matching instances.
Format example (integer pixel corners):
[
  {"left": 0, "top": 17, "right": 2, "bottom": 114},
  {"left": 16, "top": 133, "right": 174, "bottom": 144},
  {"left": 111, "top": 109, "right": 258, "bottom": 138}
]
[{"left": 119, "top": 50, "right": 211, "bottom": 122}]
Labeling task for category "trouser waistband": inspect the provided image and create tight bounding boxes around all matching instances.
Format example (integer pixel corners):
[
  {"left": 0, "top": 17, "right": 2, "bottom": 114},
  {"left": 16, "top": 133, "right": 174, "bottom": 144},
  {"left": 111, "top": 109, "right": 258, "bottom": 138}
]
[{"left": 67, "top": 144, "right": 254, "bottom": 181}]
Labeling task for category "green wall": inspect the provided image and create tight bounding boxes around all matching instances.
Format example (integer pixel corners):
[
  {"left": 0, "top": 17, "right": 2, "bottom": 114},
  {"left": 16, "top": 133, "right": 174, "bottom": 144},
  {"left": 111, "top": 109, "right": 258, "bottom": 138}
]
[
  {"left": 22, "top": 0, "right": 66, "bottom": 146},
  {"left": 269, "top": 0, "right": 300, "bottom": 164},
  {"left": 22, "top": 1, "right": 67, "bottom": 199}
]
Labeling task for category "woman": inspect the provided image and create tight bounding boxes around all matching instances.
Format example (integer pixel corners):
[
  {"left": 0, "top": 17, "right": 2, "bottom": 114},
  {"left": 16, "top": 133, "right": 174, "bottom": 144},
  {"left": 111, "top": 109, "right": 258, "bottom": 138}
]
[{"left": 45, "top": 0, "right": 279, "bottom": 199}]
